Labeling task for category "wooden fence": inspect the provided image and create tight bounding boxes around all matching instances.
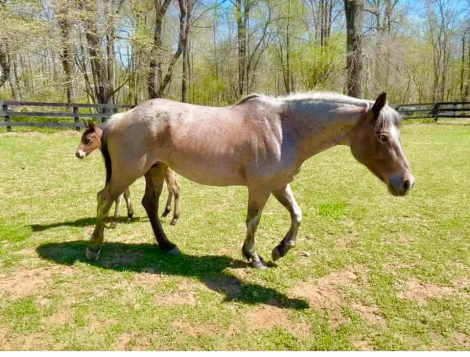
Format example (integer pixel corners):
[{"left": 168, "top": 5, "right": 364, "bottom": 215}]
[
  {"left": 1, "top": 100, "right": 470, "bottom": 132},
  {"left": 393, "top": 102, "right": 470, "bottom": 120},
  {"left": 0, "top": 101, "right": 134, "bottom": 132}
]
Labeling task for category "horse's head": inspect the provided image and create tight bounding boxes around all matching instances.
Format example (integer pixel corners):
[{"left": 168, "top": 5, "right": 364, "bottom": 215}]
[
  {"left": 349, "top": 93, "right": 415, "bottom": 196},
  {"left": 75, "top": 120, "right": 103, "bottom": 159}
]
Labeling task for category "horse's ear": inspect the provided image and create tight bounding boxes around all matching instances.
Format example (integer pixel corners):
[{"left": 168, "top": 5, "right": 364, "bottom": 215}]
[
  {"left": 83, "top": 119, "right": 89, "bottom": 128},
  {"left": 371, "top": 92, "right": 387, "bottom": 118},
  {"left": 87, "top": 120, "right": 96, "bottom": 130}
]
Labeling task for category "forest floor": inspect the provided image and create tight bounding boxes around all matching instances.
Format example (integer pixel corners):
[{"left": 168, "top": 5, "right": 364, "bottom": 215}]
[{"left": 0, "top": 123, "right": 469, "bottom": 350}]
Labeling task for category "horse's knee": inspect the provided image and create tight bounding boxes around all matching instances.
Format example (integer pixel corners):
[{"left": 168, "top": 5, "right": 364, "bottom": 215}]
[
  {"left": 97, "top": 188, "right": 107, "bottom": 205},
  {"left": 294, "top": 210, "right": 302, "bottom": 226}
]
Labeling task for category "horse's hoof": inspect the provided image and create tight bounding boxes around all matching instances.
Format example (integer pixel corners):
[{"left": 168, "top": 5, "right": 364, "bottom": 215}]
[
  {"left": 170, "top": 219, "right": 177, "bottom": 226},
  {"left": 272, "top": 247, "right": 282, "bottom": 261},
  {"left": 251, "top": 259, "right": 268, "bottom": 270},
  {"left": 128, "top": 212, "right": 133, "bottom": 220},
  {"left": 167, "top": 246, "right": 180, "bottom": 256},
  {"left": 86, "top": 247, "right": 101, "bottom": 261},
  {"left": 161, "top": 208, "right": 170, "bottom": 218}
]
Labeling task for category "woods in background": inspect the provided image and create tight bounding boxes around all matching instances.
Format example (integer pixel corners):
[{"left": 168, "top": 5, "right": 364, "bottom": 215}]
[{"left": 0, "top": 0, "right": 469, "bottom": 105}]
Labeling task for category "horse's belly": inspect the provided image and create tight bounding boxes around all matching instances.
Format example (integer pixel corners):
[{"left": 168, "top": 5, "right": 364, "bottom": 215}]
[{"left": 166, "top": 156, "right": 246, "bottom": 187}]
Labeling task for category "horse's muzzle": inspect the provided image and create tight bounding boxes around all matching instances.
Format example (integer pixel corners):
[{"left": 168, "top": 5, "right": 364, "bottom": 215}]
[
  {"left": 388, "top": 172, "right": 415, "bottom": 196},
  {"left": 75, "top": 150, "right": 86, "bottom": 159}
]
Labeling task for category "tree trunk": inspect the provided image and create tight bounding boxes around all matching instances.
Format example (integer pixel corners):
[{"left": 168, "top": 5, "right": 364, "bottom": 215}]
[
  {"left": 237, "top": 0, "right": 247, "bottom": 96},
  {"left": 181, "top": 0, "right": 192, "bottom": 102},
  {"left": 156, "top": 0, "right": 188, "bottom": 98},
  {"left": 0, "top": 43, "right": 10, "bottom": 89},
  {"left": 148, "top": 0, "right": 172, "bottom": 99},
  {"left": 344, "top": 0, "right": 364, "bottom": 98}
]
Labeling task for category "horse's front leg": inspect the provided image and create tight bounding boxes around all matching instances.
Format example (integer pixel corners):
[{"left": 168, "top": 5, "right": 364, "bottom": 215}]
[
  {"left": 271, "top": 184, "right": 302, "bottom": 261},
  {"left": 87, "top": 182, "right": 127, "bottom": 261},
  {"left": 142, "top": 164, "right": 179, "bottom": 255},
  {"left": 242, "top": 189, "right": 270, "bottom": 269},
  {"left": 110, "top": 194, "right": 123, "bottom": 229}
]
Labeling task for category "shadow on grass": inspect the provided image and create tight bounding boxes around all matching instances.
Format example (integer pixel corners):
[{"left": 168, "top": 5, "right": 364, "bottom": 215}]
[
  {"left": 30, "top": 216, "right": 142, "bottom": 232},
  {"left": 36, "top": 240, "right": 309, "bottom": 310}
]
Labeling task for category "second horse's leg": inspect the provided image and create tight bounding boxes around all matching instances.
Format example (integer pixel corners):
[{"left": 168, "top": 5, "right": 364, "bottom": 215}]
[
  {"left": 110, "top": 194, "right": 123, "bottom": 229},
  {"left": 242, "top": 188, "right": 270, "bottom": 269},
  {"left": 86, "top": 181, "right": 127, "bottom": 261},
  {"left": 271, "top": 184, "right": 302, "bottom": 261},
  {"left": 142, "top": 164, "right": 179, "bottom": 255},
  {"left": 123, "top": 187, "right": 134, "bottom": 220},
  {"left": 165, "top": 169, "right": 180, "bottom": 226},
  {"left": 161, "top": 184, "right": 173, "bottom": 218}
]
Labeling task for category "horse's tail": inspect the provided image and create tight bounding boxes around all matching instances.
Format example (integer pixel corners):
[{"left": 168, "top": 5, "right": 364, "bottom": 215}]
[{"left": 101, "top": 129, "right": 112, "bottom": 184}]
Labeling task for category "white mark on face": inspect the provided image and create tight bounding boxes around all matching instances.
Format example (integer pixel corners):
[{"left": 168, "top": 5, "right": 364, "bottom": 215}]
[{"left": 76, "top": 149, "right": 86, "bottom": 159}]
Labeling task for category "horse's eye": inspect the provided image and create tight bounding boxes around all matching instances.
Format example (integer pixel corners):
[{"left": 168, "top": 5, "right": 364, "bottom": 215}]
[{"left": 377, "top": 134, "right": 389, "bottom": 144}]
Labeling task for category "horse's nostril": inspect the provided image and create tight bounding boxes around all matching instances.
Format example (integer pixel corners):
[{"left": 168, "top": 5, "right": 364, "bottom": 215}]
[{"left": 403, "top": 180, "right": 410, "bottom": 191}]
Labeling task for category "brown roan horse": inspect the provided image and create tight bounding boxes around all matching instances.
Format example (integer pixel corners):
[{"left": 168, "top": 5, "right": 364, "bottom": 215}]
[
  {"left": 75, "top": 120, "right": 181, "bottom": 227},
  {"left": 86, "top": 92, "right": 415, "bottom": 269}
]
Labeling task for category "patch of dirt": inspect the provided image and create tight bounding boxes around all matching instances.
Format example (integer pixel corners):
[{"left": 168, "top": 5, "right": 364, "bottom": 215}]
[
  {"left": 289, "top": 265, "right": 367, "bottom": 309},
  {"left": 334, "top": 235, "right": 354, "bottom": 249},
  {"left": 246, "top": 305, "right": 311, "bottom": 336},
  {"left": 116, "top": 331, "right": 160, "bottom": 351},
  {"left": 0, "top": 132, "right": 43, "bottom": 137},
  {"left": 204, "top": 276, "right": 243, "bottom": 300},
  {"left": 55, "top": 130, "right": 80, "bottom": 136},
  {"left": 155, "top": 280, "right": 204, "bottom": 307},
  {"left": 0, "top": 266, "right": 76, "bottom": 298},
  {"left": 353, "top": 340, "right": 374, "bottom": 351},
  {"left": 171, "top": 319, "right": 219, "bottom": 337},
  {"left": 397, "top": 233, "right": 412, "bottom": 245},
  {"left": 352, "top": 303, "right": 384, "bottom": 325},
  {"left": 396, "top": 279, "right": 456, "bottom": 303},
  {"left": 132, "top": 268, "right": 163, "bottom": 284},
  {"left": 454, "top": 332, "right": 470, "bottom": 348},
  {"left": 44, "top": 311, "right": 74, "bottom": 325},
  {"left": 328, "top": 309, "right": 351, "bottom": 331},
  {"left": 117, "top": 332, "right": 133, "bottom": 351},
  {"left": 452, "top": 277, "right": 470, "bottom": 289}
]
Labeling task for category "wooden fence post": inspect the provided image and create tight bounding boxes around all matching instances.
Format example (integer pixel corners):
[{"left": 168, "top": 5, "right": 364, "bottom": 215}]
[
  {"left": 433, "top": 103, "right": 439, "bottom": 122},
  {"left": 2, "top": 102, "right": 11, "bottom": 132},
  {"left": 101, "top": 107, "right": 107, "bottom": 123},
  {"left": 73, "top": 106, "right": 80, "bottom": 131}
]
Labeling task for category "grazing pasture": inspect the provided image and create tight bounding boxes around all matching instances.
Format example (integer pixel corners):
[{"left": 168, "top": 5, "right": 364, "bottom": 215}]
[{"left": 0, "top": 123, "right": 469, "bottom": 350}]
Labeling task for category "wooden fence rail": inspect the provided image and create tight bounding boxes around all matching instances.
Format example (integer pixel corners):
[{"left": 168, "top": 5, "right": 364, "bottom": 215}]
[
  {"left": 1, "top": 100, "right": 470, "bottom": 132},
  {"left": 0, "top": 101, "right": 134, "bottom": 132}
]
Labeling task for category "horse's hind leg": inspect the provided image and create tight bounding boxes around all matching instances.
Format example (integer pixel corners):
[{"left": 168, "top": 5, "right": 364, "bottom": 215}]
[
  {"left": 165, "top": 168, "right": 180, "bottom": 226},
  {"left": 123, "top": 187, "right": 134, "bottom": 220},
  {"left": 87, "top": 181, "right": 129, "bottom": 261},
  {"left": 242, "top": 188, "right": 270, "bottom": 269},
  {"left": 110, "top": 194, "right": 123, "bottom": 229},
  {"left": 142, "top": 164, "right": 179, "bottom": 254},
  {"left": 271, "top": 184, "right": 302, "bottom": 261}
]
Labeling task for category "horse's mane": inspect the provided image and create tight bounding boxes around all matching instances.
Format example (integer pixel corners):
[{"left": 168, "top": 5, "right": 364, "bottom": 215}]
[
  {"left": 248, "top": 91, "right": 402, "bottom": 129},
  {"left": 234, "top": 93, "right": 262, "bottom": 105}
]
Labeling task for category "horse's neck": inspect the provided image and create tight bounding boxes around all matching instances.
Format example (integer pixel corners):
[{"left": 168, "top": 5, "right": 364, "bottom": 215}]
[{"left": 285, "top": 100, "right": 368, "bottom": 161}]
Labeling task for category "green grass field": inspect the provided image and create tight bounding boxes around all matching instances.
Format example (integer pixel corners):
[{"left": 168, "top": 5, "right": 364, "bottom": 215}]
[{"left": 0, "top": 123, "right": 469, "bottom": 350}]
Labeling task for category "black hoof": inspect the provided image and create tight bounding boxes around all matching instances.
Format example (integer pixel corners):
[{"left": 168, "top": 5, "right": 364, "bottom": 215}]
[
  {"left": 128, "top": 212, "right": 133, "bottom": 220},
  {"left": 272, "top": 246, "right": 283, "bottom": 261},
  {"left": 166, "top": 246, "right": 180, "bottom": 256},
  {"left": 161, "top": 208, "right": 170, "bottom": 218},
  {"left": 86, "top": 247, "right": 101, "bottom": 261},
  {"left": 170, "top": 218, "right": 178, "bottom": 226}
]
